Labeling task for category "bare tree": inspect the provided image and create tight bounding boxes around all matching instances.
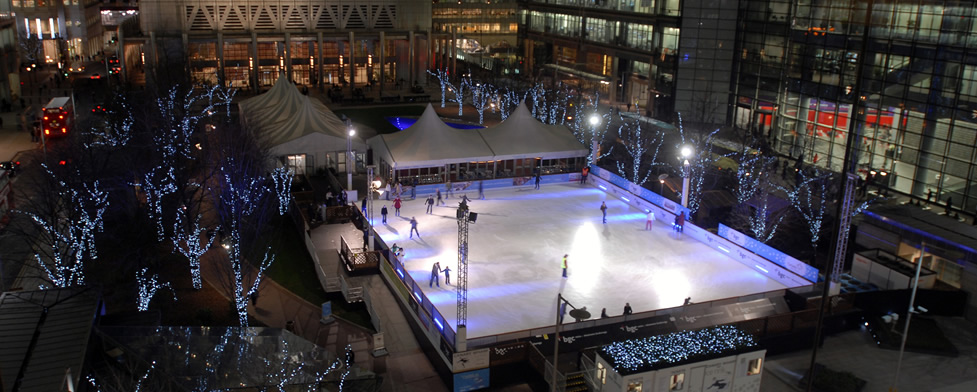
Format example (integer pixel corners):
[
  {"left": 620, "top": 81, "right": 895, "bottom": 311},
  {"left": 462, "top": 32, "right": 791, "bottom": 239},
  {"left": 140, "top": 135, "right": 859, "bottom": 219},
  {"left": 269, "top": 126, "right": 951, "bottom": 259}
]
[{"left": 615, "top": 117, "right": 665, "bottom": 185}]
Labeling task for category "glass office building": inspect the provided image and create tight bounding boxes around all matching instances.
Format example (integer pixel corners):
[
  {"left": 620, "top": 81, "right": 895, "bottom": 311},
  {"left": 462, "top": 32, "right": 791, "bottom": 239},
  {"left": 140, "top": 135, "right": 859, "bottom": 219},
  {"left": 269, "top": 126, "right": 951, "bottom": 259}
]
[{"left": 734, "top": 0, "right": 977, "bottom": 216}]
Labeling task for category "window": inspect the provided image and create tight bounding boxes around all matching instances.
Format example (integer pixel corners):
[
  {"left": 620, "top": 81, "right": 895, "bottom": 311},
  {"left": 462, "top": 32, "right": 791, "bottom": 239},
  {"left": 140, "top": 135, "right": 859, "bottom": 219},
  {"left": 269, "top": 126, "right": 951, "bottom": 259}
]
[
  {"left": 287, "top": 154, "right": 307, "bottom": 175},
  {"left": 670, "top": 373, "right": 685, "bottom": 390},
  {"left": 747, "top": 358, "right": 763, "bottom": 375},
  {"left": 597, "top": 362, "right": 606, "bottom": 385},
  {"left": 627, "top": 381, "right": 642, "bottom": 392}
]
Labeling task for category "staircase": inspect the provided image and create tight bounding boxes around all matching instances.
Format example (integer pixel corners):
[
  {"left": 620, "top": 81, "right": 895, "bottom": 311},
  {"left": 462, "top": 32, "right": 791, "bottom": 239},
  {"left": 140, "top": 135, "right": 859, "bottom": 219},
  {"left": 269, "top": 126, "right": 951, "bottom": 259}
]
[{"left": 564, "top": 371, "right": 589, "bottom": 392}]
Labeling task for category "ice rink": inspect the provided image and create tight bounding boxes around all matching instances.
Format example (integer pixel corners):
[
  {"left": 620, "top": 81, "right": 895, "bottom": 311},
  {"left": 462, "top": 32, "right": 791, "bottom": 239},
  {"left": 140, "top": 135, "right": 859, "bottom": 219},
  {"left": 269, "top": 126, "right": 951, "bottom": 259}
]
[{"left": 373, "top": 181, "right": 786, "bottom": 338}]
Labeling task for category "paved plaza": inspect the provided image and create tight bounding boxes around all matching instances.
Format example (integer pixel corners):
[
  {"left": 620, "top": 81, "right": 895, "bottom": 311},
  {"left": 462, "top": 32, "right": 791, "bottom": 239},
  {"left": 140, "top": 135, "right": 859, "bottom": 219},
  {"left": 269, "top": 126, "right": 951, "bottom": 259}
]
[{"left": 372, "top": 181, "right": 787, "bottom": 338}]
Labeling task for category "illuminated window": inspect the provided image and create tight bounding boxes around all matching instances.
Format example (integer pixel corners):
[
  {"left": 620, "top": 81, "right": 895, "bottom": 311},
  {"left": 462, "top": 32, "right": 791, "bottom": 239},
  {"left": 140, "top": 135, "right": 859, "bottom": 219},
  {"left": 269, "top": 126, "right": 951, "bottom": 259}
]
[
  {"left": 747, "top": 358, "right": 763, "bottom": 376},
  {"left": 670, "top": 373, "right": 685, "bottom": 390},
  {"left": 627, "top": 381, "right": 642, "bottom": 392}
]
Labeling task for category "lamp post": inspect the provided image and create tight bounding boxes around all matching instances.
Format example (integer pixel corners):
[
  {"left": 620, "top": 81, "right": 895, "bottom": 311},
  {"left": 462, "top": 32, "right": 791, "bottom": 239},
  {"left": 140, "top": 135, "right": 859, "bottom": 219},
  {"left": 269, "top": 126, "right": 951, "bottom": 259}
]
[
  {"left": 658, "top": 173, "right": 669, "bottom": 196},
  {"left": 589, "top": 114, "right": 601, "bottom": 165},
  {"left": 346, "top": 118, "right": 355, "bottom": 191},
  {"left": 890, "top": 242, "right": 928, "bottom": 392},
  {"left": 552, "top": 293, "right": 587, "bottom": 392},
  {"left": 680, "top": 145, "right": 693, "bottom": 208}
]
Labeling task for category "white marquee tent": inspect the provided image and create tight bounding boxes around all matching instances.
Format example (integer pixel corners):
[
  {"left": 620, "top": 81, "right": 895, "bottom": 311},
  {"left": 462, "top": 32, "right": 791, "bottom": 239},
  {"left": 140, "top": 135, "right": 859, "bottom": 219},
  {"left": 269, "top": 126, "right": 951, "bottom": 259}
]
[
  {"left": 240, "top": 74, "right": 366, "bottom": 174},
  {"left": 368, "top": 103, "right": 495, "bottom": 170},
  {"left": 367, "top": 102, "right": 587, "bottom": 183},
  {"left": 478, "top": 102, "right": 588, "bottom": 161}
]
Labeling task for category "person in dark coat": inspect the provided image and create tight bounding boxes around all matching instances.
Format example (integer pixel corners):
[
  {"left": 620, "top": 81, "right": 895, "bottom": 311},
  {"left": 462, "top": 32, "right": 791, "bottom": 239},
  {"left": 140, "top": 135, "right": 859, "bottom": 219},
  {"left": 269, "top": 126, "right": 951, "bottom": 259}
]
[
  {"left": 430, "top": 262, "right": 441, "bottom": 287},
  {"left": 600, "top": 202, "right": 608, "bottom": 223},
  {"left": 381, "top": 205, "right": 388, "bottom": 224},
  {"left": 410, "top": 217, "right": 420, "bottom": 238},
  {"left": 623, "top": 303, "right": 632, "bottom": 315}
]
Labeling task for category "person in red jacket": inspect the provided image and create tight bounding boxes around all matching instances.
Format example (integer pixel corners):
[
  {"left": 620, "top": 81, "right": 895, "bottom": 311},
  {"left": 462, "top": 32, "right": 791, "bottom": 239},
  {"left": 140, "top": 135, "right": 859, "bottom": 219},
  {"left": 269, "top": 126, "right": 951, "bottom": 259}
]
[{"left": 393, "top": 197, "right": 402, "bottom": 216}]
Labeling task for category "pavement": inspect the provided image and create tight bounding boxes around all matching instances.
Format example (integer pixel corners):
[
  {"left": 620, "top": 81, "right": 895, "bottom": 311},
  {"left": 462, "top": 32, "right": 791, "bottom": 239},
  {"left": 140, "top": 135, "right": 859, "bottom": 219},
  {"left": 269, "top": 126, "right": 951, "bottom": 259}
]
[{"left": 761, "top": 316, "right": 977, "bottom": 392}]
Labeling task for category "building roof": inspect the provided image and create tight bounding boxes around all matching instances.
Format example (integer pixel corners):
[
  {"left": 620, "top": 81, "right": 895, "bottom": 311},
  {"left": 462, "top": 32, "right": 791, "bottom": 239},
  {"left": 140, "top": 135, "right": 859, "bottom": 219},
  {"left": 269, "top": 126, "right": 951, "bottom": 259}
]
[
  {"left": 865, "top": 203, "right": 977, "bottom": 260},
  {"left": 599, "top": 325, "right": 759, "bottom": 375},
  {"left": 479, "top": 102, "right": 588, "bottom": 160},
  {"left": 0, "top": 287, "right": 100, "bottom": 392}
]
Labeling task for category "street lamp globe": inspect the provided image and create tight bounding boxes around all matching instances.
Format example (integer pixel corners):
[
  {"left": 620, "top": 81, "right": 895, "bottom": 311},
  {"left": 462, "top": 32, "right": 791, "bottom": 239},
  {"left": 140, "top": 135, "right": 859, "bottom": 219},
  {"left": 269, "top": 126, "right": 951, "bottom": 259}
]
[
  {"left": 680, "top": 145, "right": 694, "bottom": 159},
  {"left": 349, "top": 129, "right": 356, "bottom": 137},
  {"left": 588, "top": 114, "right": 600, "bottom": 127}
]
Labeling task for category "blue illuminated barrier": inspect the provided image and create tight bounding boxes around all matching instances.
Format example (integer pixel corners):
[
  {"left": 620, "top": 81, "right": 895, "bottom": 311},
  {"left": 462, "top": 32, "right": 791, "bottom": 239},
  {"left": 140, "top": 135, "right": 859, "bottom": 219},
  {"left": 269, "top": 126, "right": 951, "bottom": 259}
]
[
  {"left": 587, "top": 165, "right": 813, "bottom": 287},
  {"left": 376, "top": 240, "right": 457, "bottom": 356}
]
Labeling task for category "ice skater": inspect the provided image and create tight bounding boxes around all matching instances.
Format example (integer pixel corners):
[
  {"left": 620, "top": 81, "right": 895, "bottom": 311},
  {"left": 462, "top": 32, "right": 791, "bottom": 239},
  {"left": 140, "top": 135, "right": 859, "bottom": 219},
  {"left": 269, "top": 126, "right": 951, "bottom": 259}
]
[
  {"left": 442, "top": 265, "right": 452, "bottom": 285},
  {"left": 384, "top": 183, "right": 391, "bottom": 200},
  {"left": 426, "top": 195, "right": 435, "bottom": 214},
  {"left": 381, "top": 205, "right": 388, "bottom": 224},
  {"left": 478, "top": 180, "right": 484, "bottom": 200},
  {"left": 361, "top": 198, "right": 367, "bottom": 215},
  {"left": 673, "top": 211, "right": 685, "bottom": 234},
  {"left": 460, "top": 193, "right": 471, "bottom": 203},
  {"left": 623, "top": 303, "right": 632, "bottom": 315},
  {"left": 581, "top": 167, "right": 589, "bottom": 184},
  {"left": 645, "top": 210, "right": 655, "bottom": 230},
  {"left": 561, "top": 254, "right": 569, "bottom": 278},
  {"left": 446, "top": 181, "right": 453, "bottom": 198},
  {"left": 534, "top": 173, "right": 541, "bottom": 189},
  {"left": 437, "top": 189, "right": 445, "bottom": 206},
  {"left": 600, "top": 202, "right": 608, "bottom": 223},
  {"left": 429, "top": 262, "right": 441, "bottom": 287},
  {"left": 410, "top": 217, "right": 421, "bottom": 238},
  {"left": 394, "top": 197, "right": 402, "bottom": 216}
]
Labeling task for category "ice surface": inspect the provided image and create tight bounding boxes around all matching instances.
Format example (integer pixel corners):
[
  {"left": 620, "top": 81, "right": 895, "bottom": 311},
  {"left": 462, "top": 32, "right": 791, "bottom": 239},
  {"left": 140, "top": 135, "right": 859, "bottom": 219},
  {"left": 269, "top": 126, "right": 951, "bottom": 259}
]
[{"left": 373, "top": 182, "right": 786, "bottom": 338}]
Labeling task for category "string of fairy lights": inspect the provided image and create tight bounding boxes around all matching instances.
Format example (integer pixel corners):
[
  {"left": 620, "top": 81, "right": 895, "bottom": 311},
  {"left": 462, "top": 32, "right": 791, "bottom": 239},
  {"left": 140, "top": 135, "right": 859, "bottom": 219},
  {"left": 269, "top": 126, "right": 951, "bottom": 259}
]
[
  {"left": 616, "top": 118, "right": 664, "bottom": 186},
  {"left": 172, "top": 207, "right": 217, "bottom": 290},
  {"left": 136, "top": 267, "right": 176, "bottom": 311},
  {"left": 601, "top": 325, "right": 758, "bottom": 374}
]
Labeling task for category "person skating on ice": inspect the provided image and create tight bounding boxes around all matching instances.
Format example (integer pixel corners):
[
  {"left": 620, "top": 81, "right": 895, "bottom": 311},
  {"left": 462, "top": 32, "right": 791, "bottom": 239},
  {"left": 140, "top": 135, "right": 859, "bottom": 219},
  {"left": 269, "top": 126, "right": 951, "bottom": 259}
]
[
  {"left": 600, "top": 202, "right": 608, "bottom": 223},
  {"left": 429, "top": 262, "right": 441, "bottom": 287},
  {"left": 442, "top": 265, "right": 452, "bottom": 285},
  {"left": 426, "top": 195, "right": 434, "bottom": 214},
  {"left": 381, "top": 205, "right": 388, "bottom": 224},
  {"left": 437, "top": 188, "right": 445, "bottom": 206},
  {"left": 410, "top": 216, "right": 420, "bottom": 238},
  {"left": 562, "top": 254, "right": 569, "bottom": 278},
  {"left": 535, "top": 173, "right": 541, "bottom": 189},
  {"left": 446, "top": 181, "right": 453, "bottom": 198},
  {"left": 645, "top": 210, "right": 655, "bottom": 230},
  {"left": 394, "top": 197, "right": 402, "bottom": 216},
  {"left": 478, "top": 180, "right": 484, "bottom": 200}
]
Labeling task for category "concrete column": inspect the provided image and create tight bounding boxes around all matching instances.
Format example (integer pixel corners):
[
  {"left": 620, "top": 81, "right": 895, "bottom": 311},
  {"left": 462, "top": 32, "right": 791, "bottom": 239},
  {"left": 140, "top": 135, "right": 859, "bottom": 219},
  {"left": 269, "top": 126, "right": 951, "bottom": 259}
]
[
  {"left": 317, "top": 32, "right": 324, "bottom": 89},
  {"left": 451, "top": 27, "right": 457, "bottom": 77},
  {"left": 284, "top": 32, "right": 292, "bottom": 81},
  {"left": 251, "top": 32, "right": 259, "bottom": 94},
  {"left": 379, "top": 31, "right": 386, "bottom": 94},
  {"left": 149, "top": 31, "right": 158, "bottom": 69},
  {"left": 609, "top": 56, "right": 619, "bottom": 106},
  {"left": 408, "top": 30, "right": 415, "bottom": 87},
  {"left": 216, "top": 33, "right": 225, "bottom": 88},
  {"left": 349, "top": 31, "right": 355, "bottom": 89},
  {"left": 645, "top": 56, "right": 655, "bottom": 117}
]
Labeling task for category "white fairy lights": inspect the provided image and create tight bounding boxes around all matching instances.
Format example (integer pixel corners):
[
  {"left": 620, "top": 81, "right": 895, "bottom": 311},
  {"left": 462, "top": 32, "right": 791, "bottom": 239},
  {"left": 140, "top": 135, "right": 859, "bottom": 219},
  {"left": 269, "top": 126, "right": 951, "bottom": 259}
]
[{"left": 601, "top": 325, "right": 758, "bottom": 374}]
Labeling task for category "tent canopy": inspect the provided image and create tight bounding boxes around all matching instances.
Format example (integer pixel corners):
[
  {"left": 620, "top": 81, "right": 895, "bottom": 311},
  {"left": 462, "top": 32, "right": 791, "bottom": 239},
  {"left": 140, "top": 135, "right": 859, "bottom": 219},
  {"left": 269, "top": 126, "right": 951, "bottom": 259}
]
[
  {"left": 479, "top": 102, "right": 588, "bottom": 161},
  {"left": 368, "top": 104, "right": 496, "bottom": 169},
  {"left": 239, "top": 74, "right": 350, "bottom": 147}
]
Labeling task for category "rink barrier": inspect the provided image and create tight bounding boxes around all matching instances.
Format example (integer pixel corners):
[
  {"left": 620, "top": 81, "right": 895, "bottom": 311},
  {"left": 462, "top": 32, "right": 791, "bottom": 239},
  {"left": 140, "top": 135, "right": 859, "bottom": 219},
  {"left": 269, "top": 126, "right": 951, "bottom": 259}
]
[
  {"left": 373, "top": 235, "right": 458, "bottom": 358},
  {"left": 387, "top": 173, "right": 577, "bottom": 202},
  {"left": 587, "top": 165, "right": 813, "bottom": 287},
  {"left": 465, "top": 287, "right": 797, "bottom": 349}
]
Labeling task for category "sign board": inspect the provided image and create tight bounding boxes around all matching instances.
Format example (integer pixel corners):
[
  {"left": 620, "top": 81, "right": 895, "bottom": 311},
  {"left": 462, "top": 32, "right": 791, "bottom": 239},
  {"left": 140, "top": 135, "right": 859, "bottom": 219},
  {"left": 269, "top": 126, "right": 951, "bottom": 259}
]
[
  {"left": 453, "top": 368, "right": 490, "bottom": 392},
  {"left": 452, "top": 348, "right": 490, "bottom": 372}
]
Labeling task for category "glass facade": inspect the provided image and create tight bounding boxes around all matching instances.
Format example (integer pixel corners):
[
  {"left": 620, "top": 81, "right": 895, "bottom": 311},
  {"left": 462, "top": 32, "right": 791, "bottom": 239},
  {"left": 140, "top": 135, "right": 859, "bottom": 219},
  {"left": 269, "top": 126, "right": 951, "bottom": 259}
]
[{"left": 734, "top": 0, "right": 977, "bottom": 215}]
